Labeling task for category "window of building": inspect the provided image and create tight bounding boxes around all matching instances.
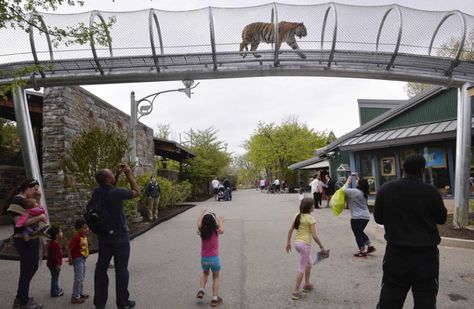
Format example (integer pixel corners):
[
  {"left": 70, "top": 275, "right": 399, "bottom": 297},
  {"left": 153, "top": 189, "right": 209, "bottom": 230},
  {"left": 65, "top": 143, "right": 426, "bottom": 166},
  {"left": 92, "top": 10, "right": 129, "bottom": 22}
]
[
  {"left": 358, "top": 153, "right": 376, "bottom": 194},
  {"left": 400, "top": 146, "right": 451, "bottom": 195}
]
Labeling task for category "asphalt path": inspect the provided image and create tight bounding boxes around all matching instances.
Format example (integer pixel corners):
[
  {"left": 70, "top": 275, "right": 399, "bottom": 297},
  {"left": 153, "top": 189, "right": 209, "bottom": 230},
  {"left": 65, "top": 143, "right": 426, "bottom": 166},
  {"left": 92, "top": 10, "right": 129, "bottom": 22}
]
[{"left": 0, "top": 189, "right": 473, "bottom": 308}]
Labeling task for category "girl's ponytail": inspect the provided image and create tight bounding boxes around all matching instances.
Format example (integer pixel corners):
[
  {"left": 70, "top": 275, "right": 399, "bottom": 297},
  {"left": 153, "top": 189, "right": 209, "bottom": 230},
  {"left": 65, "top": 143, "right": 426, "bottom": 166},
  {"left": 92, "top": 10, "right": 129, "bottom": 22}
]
[
  {"left": 293, "top": 213, "right": 302, "bottom": 230},
  {"left": 293, "top": 197, "right": 314, "bottom": 230}
]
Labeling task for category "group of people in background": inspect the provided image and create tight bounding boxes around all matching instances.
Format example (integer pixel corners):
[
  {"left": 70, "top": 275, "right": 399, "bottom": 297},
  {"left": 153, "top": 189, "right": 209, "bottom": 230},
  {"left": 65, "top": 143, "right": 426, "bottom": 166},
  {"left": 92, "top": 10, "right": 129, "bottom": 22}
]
[
  {"left": 256, "top": 177, "right": 286, "bottom": 193},
  {"left": 211, "top": 177, "right": 232, "bottom": 202},
  {"left": 4, "top": 163, "right": 139, "bottom": 309},
  {"left": 309, "top": 172, "right": 336, "bottom": 208}
]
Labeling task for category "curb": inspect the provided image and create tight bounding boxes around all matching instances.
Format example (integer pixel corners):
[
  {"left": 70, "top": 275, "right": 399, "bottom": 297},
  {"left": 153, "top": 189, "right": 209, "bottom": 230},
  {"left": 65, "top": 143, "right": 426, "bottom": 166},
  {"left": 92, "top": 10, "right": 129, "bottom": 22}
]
[
  {"left": 0, "top": 204, "right": 195, "bottom": 261},
  {"left": 371, "top": 223, "right": 474, "bottom": 250},
  {"left": 440, "top": 237, "right": 474, "bottom": 250}
]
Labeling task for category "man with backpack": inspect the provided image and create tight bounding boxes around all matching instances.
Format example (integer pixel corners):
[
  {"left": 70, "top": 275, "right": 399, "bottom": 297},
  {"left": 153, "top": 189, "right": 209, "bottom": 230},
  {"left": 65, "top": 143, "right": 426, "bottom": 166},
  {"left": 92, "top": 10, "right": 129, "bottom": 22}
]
[{"left": 89, "top": 164, "right": 139, "bottom": 309}]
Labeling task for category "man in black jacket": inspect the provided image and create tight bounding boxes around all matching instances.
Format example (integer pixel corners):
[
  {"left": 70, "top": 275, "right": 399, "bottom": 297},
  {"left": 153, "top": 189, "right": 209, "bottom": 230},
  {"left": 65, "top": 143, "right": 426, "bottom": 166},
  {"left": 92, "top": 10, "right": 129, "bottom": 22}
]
[
  {"left": 374, "top": 154, "right": 447, "bottom": 309},
  {"left": 145, "top": 176, "right": 161, "bottom": 221}
]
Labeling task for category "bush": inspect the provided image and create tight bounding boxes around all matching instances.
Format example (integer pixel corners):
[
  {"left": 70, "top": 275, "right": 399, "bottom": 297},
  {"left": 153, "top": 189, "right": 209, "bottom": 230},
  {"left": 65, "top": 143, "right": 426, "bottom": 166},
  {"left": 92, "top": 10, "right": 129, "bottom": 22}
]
[{"left": 121, "top": 174, "right": 192, "bottom": 220}]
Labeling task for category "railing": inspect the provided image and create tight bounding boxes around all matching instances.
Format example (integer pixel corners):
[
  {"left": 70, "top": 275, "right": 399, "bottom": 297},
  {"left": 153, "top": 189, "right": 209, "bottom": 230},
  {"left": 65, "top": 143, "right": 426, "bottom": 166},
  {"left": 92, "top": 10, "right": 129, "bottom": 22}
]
[{"left": 0, "top": 2, "right": 473, "bottom": 86}]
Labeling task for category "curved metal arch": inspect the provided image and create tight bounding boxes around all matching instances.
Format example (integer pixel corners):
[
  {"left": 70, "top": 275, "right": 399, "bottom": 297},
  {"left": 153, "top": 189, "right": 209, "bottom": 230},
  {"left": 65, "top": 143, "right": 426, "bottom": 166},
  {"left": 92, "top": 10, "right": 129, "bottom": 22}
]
[
  {"left": 375, "top": 5, "right": 403, "bottom": 70},
  {"left": 428, "top": 10, "right": 466, "bottom": 75},
  {"left": 273, "top": 3, "right": 279, "bottom": 67},
  {"left": 208, "top": 7, "right": 218, "bottom": 70},
  {"left": 89, "top": 10, "right": 113, "bottom": 75},
  {"left": 149, "top": 9, "right": 164, "bottom": 72},
  {"left": 321, "top": 3, "right": 338, "bottom": 67},
  {"left": 270, "top": 8, "right": 274, "bottom": 50},
  {"left": 29, "top": 14, "right": 54, "bottom": 78}
]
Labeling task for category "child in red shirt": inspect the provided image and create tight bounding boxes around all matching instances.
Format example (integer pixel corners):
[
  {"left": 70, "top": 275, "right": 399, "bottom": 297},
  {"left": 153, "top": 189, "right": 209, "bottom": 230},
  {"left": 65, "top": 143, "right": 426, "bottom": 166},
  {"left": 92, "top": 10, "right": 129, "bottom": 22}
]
[
  {"left": 68, "top": 219, "right": 89, "bottom": 304},
  {"left": 47, "top": 225, "right": 64, "bottom": 297}
]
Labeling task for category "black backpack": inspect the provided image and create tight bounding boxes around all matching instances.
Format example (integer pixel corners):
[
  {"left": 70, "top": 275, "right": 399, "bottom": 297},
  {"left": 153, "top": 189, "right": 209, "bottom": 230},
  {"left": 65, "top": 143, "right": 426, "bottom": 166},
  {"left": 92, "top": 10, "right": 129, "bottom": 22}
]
[{"left": 84, "top": 188, "right": 115, "bottom": 236}]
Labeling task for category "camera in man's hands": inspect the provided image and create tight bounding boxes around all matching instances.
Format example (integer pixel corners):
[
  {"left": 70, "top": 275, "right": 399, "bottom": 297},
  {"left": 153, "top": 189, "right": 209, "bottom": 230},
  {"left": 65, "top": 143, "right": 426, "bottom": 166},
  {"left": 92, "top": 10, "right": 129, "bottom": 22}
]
[{"left": 120, "top": 163, "right": 126, "bottom": 168}]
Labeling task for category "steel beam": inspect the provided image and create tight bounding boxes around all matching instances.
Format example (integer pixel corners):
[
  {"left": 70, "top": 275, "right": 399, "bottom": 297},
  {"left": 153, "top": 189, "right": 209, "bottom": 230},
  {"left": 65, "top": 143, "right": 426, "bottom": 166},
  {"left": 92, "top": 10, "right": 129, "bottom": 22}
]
[
  {"left": 89, "top": 10, "right": 113, "bottom": 75},
  {"left": 208, "top": 7, "right": 218, "bottom": 70},
  {"left": 428, "top": 11, "right": 466, "bottom": 75},
  {"left": 453, "top": 83, "right": 472, "bottom": 228},
  {"left": 149, "top": 9, "right": 164, "bottom": 72},
  {"left": 376, "top": 5, "right": 403, "bottom": 70},
  {"left": 273, "top": 3, "right": 279, "bottom": 67},
  {"left": 29, "top": 14, "right": 54, "bottom": 78},
  {"left": 321, "top": 3, "right": 338, "bottom": 68},
  {"left": 12, "top": 87, "right": 48, "bottom": 214}
]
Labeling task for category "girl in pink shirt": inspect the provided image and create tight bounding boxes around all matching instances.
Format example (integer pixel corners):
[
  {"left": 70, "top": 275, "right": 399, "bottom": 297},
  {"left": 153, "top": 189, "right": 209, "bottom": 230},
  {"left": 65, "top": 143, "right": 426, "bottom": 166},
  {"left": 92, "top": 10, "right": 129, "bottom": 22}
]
[{"left": 196, "top": 208, "right": 224, "bottom": 307}]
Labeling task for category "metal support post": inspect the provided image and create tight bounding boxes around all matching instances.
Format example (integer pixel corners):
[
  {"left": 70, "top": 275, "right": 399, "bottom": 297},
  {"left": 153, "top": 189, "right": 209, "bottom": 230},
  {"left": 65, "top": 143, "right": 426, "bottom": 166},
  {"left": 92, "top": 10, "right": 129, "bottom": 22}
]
[
  {"left": 453, "top": 83, "right": 472, "bottom": 228},
  {"left": 130, "top": 91, "right": 137, "bottom": 171},
  {"left": 12, "top": 87, "right": 48, "bottom": 214}
]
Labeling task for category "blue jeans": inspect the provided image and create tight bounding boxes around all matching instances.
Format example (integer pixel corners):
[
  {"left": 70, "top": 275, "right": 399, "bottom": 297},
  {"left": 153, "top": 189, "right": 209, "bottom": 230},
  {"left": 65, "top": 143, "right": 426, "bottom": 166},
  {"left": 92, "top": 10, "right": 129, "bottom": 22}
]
[
  {"left": 48, "top": 266, "right": 61, "bottom": 296},
  {"left": 94, "top": 235, "right": 131, "bottom": 308},
  {"left": 72, "top": 256, "right": 86, "bottom": 299},
  {"left": 13, "top": 237, "right": 39, "bottom": 305},
  {"left": 350, "top": 219, "right": 370, "bottom": 249}
]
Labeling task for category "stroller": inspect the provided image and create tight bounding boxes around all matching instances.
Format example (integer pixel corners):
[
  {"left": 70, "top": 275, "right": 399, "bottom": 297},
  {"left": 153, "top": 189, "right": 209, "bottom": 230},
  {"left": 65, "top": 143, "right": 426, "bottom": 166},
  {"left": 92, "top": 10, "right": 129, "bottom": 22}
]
[{"left": 217, "top": 184, "right": 225, "bottom": 201}]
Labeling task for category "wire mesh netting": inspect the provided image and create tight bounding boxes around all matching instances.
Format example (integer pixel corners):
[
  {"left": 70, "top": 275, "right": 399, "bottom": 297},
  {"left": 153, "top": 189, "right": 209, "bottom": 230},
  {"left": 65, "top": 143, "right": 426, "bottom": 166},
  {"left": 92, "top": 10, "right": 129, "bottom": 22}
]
[{"left": 0, "top": 2, "right": 474, "bottom": 83}]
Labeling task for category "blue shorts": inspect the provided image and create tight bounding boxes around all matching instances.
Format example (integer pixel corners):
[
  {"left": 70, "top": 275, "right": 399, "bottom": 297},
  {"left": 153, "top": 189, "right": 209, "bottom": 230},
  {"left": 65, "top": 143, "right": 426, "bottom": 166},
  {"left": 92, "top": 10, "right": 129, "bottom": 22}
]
[{"left": 201, "top": 256, "right": 221, "bottom": 272}]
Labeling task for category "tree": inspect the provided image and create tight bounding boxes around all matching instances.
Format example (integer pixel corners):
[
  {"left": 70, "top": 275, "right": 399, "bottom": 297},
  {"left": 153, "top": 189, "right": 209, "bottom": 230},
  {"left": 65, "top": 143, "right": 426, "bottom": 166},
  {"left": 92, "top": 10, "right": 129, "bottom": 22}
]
[
  {"left": 405, "top": 28, "right": 474, "bottom": 97},
  {"left": 155, "top": 124, "right": 172, "bottom": 140},
  {"left": 233, "top": 153, "right": 260, "bottom": 187},
  {"left": 0, "top": 0, "right": 115, "bottom": 96},
  {"left": 181, "top": 127, "right": 231, "bottom": 197},
  {"left": 60, "top": 124, "right": 130, "bottom": 191},
  {"left": 245, "top": 117, "right": 329, "bottom": 182}
]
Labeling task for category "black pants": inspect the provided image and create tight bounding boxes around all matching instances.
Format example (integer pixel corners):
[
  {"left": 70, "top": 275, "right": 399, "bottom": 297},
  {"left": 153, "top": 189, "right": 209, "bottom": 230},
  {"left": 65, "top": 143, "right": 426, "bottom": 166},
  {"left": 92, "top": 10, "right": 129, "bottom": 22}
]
[
  {"left": 14, "top": 237, "right": 39, "bottom": 305},
  {"left": 350, "top": 219, "right": 370, "bottom": 249},
  {"left": 94, "top": 235, "right": 131, "bottom": 308},
  {"left": 313, "top": 192, "right": 322, "bottom": 207},
  {"left": 377, "top": 243, "right": 439, "bottom": 309}
]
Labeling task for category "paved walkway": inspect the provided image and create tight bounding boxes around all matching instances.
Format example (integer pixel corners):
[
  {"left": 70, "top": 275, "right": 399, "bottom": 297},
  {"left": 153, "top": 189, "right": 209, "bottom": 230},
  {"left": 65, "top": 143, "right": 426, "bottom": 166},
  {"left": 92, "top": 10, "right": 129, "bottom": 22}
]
[{"left": 0, "top": 189, "right": 473, "bottom": 308}]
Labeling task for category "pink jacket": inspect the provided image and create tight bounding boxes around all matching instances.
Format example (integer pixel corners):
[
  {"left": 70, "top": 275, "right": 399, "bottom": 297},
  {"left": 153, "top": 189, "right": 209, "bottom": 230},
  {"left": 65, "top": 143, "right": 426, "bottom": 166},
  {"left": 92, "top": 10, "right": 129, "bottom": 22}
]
[{"left": 15, "top": 207, "right": 46, "bottom": 228}]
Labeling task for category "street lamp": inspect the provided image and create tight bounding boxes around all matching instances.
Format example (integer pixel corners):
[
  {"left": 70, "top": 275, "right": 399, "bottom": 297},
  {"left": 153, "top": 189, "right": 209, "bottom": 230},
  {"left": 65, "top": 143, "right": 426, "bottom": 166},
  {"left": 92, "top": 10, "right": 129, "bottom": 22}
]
[{"left": 130, "top": 79, "right": 199, "bottom": 170}]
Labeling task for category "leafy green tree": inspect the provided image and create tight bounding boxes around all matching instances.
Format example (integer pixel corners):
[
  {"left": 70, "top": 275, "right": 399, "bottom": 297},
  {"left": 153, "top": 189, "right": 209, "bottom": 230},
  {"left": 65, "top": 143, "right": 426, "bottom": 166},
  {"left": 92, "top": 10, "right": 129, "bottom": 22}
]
[
  {"left": 405, "top": 28, "right": 474, "bottom": 97},
  {"left": 0, "top": 0, "right": 115, "bottom": 96},
  {"left": 245, "top": 116, "right": 329, "bottom": 182},
  {"left": 233, "top": 153, "right": 260, "bottom": 187},
  {"left": 0, "top": 117, "right": 19, "bottom": 147},
  {"left": 181, "top": 127, "right": 231, "bottom": 197},
  {"left": 60, "top": 124, "right": 130, "bottom": 191}
]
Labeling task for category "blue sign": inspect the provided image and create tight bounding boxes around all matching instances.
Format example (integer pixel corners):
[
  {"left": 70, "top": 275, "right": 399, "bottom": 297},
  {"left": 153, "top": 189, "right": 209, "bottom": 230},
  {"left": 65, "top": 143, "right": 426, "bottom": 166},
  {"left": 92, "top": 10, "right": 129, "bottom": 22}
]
[{"left": 424, "top": 149, "right": 446, "bottom": 168}]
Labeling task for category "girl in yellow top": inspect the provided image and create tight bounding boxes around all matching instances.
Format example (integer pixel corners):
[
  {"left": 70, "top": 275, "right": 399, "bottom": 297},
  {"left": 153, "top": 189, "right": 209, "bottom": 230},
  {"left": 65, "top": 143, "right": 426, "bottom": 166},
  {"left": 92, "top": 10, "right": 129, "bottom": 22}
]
[{"left": 286, "top": 198, "right": 327, "bottom": 300}]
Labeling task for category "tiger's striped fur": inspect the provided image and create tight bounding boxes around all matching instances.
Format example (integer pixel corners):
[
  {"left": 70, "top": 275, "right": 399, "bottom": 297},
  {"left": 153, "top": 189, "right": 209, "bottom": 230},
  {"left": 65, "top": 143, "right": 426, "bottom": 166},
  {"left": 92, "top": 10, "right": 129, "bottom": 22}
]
[{"left": 239, "top": 21, "right": 307, "bottom": 59}]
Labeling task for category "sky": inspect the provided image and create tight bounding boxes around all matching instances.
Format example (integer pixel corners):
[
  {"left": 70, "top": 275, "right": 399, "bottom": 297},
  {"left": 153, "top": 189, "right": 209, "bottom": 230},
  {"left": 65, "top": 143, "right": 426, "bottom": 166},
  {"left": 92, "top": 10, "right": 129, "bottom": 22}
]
[{"left": 51, "top": 0, "right": 474, "bottom": 155}]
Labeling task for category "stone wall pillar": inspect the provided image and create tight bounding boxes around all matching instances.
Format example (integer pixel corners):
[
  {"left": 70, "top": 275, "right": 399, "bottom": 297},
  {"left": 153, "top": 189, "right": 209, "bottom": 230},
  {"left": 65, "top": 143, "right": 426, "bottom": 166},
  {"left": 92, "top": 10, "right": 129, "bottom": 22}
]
[{"left": 42, "top": 86, "right": 155, "bottom": 226}]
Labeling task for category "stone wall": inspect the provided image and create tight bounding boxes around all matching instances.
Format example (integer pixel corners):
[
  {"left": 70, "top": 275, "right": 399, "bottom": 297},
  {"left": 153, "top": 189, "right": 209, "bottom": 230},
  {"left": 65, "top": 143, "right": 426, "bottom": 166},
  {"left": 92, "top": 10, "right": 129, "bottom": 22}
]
[{"left": 42, "top": 86, "right": 155, "bottom": 226}]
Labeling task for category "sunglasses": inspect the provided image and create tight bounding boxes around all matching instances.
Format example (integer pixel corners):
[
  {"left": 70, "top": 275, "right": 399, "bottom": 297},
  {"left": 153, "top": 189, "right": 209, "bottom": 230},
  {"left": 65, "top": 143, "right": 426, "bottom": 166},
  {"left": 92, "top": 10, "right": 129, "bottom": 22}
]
[{"left": 28, "top": 180, "right": 39, "bottom": 187}]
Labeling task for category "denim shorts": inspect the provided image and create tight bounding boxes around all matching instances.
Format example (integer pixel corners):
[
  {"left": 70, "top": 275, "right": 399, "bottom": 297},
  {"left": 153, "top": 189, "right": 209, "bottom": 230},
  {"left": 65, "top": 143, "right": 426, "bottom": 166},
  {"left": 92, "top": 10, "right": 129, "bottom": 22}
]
[{"left": 201, "top": 256, "right": 221, "bottom": 272}]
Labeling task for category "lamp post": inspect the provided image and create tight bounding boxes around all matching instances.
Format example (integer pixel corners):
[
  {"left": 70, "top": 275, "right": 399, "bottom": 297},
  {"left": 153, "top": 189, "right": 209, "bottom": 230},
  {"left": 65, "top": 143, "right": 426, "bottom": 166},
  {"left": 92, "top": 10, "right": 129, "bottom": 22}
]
[{"left": 130, "top": 79, "right": 199, "bottom": 172}]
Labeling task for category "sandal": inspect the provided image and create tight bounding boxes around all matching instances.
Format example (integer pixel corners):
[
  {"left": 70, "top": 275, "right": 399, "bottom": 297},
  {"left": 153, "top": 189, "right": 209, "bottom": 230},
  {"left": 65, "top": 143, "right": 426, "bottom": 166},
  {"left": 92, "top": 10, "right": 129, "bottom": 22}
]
[
  {"left": 291, "top": 292, "right": 304, "bottom": 300},
  {"left": 211, "top": 296, "right": 222, "bottom": 307},
  {"left": 367, "top": 246, "right": 376, "bottom": 254},
  {"left": 354, "top": 251, "right": 368, "bottom": 258},
  {"left": 196, "top": 290, "right": 205, "bottom": 299},
  {"left": 302, "top": 284, "right": 314, "bottom": 293}
]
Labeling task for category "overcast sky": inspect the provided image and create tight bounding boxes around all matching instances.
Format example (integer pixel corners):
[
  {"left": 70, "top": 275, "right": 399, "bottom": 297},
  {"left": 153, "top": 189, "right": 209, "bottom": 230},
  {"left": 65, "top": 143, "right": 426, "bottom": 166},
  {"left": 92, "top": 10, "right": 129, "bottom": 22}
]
[{"left": 53, "top": 0, "right": 474, "bottom": 155}]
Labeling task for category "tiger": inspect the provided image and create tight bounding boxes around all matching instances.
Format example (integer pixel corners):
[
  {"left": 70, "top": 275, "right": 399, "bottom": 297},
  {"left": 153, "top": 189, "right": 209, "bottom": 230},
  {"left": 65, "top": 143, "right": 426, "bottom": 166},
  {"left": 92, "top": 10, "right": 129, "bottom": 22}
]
[{"left": 239, "top": 21, "right": 308, "bottom": 59}]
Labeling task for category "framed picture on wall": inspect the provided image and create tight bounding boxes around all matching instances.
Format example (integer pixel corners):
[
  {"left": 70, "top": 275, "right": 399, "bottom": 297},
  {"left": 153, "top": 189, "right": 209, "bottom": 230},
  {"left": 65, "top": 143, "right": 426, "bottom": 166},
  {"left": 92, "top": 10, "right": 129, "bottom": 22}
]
[{"left": 380, "top": 157, "right": 396, "bottom": 176}]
